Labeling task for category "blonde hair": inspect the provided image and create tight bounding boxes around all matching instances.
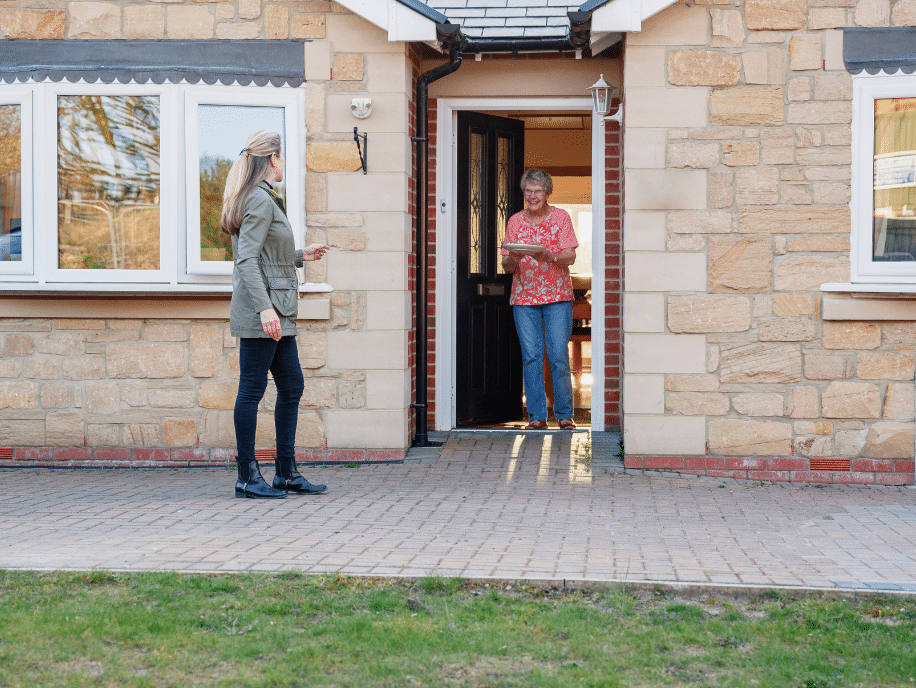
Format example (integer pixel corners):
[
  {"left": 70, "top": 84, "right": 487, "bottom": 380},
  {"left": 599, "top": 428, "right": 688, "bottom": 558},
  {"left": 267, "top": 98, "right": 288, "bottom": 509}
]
[{"left": 220, "top": 130, "right": 282, "bottom": 236}]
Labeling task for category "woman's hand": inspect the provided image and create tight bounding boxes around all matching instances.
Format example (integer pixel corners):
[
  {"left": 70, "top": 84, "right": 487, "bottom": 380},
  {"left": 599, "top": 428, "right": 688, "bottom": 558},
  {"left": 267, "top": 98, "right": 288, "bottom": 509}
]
[
  {"left": 260, "top": 308, "right": 282, "bottom": 341},
  {"left": 530, "top": 248, "right": 554, "bottom": 264},
  {"left": 303, "top": 244, "right": 329, "bottom": 261},
  {"left": 501, "top": 251, "right": 523, "bottom": 273}
]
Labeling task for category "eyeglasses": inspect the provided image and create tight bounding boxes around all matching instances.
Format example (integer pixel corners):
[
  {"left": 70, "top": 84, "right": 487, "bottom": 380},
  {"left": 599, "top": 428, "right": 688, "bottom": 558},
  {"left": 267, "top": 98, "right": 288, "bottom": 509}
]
[{"left": 524, "top": 189, "right": 547, "bottom": 197}]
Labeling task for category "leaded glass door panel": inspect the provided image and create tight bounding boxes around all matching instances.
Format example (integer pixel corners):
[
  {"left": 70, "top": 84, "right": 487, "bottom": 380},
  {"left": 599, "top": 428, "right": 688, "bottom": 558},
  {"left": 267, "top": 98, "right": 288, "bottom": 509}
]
[{"left": 455, "top": 111, "right": 524, "bottom": 427}]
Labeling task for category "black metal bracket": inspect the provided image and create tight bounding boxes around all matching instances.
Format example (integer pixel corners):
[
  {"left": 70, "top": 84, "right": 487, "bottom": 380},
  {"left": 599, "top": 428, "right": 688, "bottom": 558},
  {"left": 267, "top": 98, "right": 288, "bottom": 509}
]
[{"left": 353, "top": 127, "right": 367, "bottom": 174}]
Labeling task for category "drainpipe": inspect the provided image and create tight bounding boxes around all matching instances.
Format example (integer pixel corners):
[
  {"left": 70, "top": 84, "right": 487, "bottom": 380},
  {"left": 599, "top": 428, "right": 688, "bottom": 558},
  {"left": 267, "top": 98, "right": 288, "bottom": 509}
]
[
  {"left": 410, "top": 13, "right": 592, "bottom": 446},
  {"left": 412, "top": 24, "right": 465, "bottom": 447}
]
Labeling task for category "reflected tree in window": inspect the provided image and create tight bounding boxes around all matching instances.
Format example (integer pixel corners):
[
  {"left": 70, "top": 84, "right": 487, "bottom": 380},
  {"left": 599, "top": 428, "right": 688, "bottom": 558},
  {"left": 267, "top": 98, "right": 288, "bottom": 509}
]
[
  {"left": 58, "top": 95, "right": 160, "bottom": 270},
  {"left": 0, "top": 104, "right": 21, "bottom": 262},
  {"left": 196, "top": 104, "right": 286, "bottom": 263},
  {"left": 199, "top": 156, "right": 233, "bottom": 261}
]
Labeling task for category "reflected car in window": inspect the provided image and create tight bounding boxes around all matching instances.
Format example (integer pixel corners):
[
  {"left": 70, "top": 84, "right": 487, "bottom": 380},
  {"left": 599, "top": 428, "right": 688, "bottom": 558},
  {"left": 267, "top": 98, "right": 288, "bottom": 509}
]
[{"left": 0, "top": 223, "right": 20, "bottom": 261}]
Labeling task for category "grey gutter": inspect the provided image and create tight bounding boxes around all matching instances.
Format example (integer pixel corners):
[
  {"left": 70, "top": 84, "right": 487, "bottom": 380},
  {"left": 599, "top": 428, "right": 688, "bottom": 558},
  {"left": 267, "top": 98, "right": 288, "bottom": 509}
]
[
  {"left": 394, "top": 0, "right": 449, "bottom": 24},
  {"left": 578, "top": 0, "right": 615, "bottom": 11}
]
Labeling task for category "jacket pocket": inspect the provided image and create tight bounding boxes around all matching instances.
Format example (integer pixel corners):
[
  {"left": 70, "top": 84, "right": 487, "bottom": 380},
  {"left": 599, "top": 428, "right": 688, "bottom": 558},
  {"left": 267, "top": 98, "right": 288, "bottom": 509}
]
[{"left": 266, "top": 276, "right": 298, "bottom": 318}]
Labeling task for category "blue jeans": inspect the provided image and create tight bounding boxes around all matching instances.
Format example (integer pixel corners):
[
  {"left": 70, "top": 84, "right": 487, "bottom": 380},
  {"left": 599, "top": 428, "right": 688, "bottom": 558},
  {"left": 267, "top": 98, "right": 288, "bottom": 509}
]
[
  {"left": 234, "top": 336, "right": 304, "bottom": 464},
  {"left": 513, "top": 301, "right": 574, "bottom": 422}
]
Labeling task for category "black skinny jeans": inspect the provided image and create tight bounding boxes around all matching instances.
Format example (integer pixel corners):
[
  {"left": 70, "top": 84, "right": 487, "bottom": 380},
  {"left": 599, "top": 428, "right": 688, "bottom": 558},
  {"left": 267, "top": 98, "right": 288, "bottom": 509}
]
[{"left": 234, "top": 336, "right": 304, "bottom": 464}]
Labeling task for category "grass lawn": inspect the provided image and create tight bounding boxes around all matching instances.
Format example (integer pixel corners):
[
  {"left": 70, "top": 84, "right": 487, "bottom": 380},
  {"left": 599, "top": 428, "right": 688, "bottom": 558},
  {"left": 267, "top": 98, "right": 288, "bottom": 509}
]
[{"left": 1, "top": 570, "right": 915, "bottom": 687}]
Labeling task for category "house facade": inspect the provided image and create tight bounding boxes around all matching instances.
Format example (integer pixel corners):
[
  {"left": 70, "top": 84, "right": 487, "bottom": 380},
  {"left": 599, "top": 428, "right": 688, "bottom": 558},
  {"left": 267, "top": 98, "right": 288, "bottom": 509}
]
[{"left": 0, "top": 0, "right": 913, "bottom": 485}]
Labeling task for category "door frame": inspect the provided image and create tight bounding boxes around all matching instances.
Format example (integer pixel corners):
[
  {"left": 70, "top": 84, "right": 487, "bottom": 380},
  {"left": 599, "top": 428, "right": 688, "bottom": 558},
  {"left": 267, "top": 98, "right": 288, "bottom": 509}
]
[{"left": 435, "top": 97, "right": 606, "bottom": 431}]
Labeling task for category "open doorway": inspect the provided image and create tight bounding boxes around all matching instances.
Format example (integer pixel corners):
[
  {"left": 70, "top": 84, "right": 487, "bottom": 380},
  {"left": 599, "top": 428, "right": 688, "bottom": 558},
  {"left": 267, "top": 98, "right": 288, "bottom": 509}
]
[{"left": 455, "top": 109, "right": 593, "bottom": 429}]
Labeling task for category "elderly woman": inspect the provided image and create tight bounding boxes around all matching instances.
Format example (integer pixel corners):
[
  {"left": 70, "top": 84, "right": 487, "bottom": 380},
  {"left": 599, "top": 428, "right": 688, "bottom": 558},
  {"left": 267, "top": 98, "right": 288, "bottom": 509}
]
[
  {"left": 500, "top": 169, "right": 578, "bottom": 430},
  {"left": 221, "top": 130, "right": 329, "bottom": 498}
]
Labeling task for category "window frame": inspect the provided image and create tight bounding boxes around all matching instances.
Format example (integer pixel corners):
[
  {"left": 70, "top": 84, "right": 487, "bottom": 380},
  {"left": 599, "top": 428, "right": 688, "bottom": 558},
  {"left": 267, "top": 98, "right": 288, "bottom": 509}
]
[
  {"left": 0, "top": 80, "right": 306, "bottom": 293},
  {"left": 40, "top": 82, "right": 174, "bottom": 284},
  {"left": 0, "top": 90, "right": 33, "bottom": 278},
  {"left": 851, "top": 71, "right": 916, "bottom": 283},
  {"left": 183, "top": 87, "right": 305, "bottom": 278}
]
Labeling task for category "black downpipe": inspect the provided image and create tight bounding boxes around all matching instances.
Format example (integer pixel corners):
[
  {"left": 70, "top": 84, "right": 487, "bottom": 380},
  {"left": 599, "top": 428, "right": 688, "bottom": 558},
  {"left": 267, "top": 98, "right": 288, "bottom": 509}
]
[{"left": 412, "top": 49, "right": 463, "bottom": 447}]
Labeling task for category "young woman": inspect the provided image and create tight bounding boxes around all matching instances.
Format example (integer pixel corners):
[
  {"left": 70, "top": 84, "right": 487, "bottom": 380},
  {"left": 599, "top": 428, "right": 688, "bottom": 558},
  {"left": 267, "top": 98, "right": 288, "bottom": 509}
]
[{"left": 221, "top": 130, "right": 329, "bottom": 498}]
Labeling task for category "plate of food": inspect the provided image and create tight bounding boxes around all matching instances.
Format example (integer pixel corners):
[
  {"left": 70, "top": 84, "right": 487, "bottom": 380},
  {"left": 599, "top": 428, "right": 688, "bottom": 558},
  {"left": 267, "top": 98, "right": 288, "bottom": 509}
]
[{"left": 502, "top": 242, "right": 545, "bottom": 256}]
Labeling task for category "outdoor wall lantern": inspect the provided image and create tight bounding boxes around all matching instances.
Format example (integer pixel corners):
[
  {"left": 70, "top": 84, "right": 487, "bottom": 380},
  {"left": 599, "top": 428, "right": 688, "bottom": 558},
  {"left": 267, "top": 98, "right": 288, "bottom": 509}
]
[{"left": 588, "top": 74, "right": 622, "bottom": 124}]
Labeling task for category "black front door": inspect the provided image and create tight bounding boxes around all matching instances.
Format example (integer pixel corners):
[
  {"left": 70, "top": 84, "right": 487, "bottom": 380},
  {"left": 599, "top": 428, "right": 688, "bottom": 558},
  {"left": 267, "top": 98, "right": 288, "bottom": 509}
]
[{"left": 455, "top": 111, "right": 525, "bottom": 427}]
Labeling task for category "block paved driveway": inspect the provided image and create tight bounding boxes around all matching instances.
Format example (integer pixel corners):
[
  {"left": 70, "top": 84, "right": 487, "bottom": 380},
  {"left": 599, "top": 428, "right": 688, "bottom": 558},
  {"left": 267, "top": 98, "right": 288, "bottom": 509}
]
[{"left": 3, "top": 431, "right": 916, "bottom": 593}]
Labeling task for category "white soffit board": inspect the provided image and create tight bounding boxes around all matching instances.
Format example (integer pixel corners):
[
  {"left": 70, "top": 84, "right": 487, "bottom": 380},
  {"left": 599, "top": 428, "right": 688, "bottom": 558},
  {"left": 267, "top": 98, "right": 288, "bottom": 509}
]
[
  {"left": 333, "top": 0, "right": 438, "bottom": 42},
  {"left": 591, "top": 0, "right": 681, "bottom": 33}
]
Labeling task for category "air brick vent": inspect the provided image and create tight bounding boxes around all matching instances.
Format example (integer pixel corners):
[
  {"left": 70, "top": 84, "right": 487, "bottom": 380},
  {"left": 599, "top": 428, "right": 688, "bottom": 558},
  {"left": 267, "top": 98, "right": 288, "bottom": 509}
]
[{"left": 810, "top": 458, "right": 850, "bottom": 472}]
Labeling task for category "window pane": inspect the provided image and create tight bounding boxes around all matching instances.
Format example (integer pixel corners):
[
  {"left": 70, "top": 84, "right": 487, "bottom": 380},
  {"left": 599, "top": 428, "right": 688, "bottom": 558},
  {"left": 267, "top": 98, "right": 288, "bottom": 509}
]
[
  {"left": 0, "top": 104, "right": 21, "bottom": 262},
  {"left": 874, "top": 97, "right": 916, "bottom": 262},
  {"left": 197, "top": 105, "right": 286, "bottom": 262},
  {"left": 58, "top": 95, "right": 160, "bottom": 270}
]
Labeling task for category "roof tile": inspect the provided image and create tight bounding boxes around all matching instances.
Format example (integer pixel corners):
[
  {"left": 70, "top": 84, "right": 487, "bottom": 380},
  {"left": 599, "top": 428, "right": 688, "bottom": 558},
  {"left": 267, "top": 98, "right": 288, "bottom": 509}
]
[
  {"left": 484, "top": 7, "right": 528, "bottom": 16},
  {"left": 425, "top": 0, "right": 576, "bottom": 39}
]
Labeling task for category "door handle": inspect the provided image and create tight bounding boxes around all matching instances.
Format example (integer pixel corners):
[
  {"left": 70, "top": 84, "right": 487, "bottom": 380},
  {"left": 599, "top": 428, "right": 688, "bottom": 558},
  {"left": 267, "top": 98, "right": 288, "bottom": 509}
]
[{"left": 476, "top": 284, "right": 505, "bottom": 296}]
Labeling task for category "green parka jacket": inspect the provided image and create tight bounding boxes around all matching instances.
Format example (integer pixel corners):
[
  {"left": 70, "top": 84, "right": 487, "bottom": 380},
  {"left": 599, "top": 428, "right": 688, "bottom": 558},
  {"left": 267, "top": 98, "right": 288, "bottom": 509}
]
[{"left": 229, "top": 181, "right": 303, "bottom": 338}]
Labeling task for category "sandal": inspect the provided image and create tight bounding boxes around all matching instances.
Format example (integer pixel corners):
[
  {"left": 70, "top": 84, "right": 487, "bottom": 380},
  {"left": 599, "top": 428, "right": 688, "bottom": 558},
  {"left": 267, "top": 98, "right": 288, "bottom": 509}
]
[
  {"left": 525, "top": 420, "right": 548, "bottom": 430},
  {"left": 558, "top": 418, "right": 576, "bottom": 430}
]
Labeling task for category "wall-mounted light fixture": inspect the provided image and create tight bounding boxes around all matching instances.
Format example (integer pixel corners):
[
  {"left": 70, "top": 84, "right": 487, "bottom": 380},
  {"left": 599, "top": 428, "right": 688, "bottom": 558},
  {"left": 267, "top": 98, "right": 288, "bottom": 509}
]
[
  {"left": 350, "top": 97, "right": 372, "bottom": 119},
  {"left": 588, "top": 74, "right": 622, "bottom": 124}
]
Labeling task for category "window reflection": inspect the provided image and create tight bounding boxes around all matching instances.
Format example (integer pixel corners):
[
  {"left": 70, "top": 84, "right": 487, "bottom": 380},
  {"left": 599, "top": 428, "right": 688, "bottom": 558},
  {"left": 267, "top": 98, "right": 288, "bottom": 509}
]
[
  {"left": 197, "top": 105, "right": 286, "bottom": 262},
  {"left": 874, "top": 97, "right": 916, "bottom": 262},
  {"left": 0, "top": 104, "right": 21, "bottom": 261},
  {"left": 58, "top": 95, "right": 160, "bottom": 270}
]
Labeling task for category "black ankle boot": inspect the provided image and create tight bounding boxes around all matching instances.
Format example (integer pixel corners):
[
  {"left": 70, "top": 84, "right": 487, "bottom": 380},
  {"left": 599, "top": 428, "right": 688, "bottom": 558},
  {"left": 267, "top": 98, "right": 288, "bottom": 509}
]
[
  {"left": 236, "top": 460, "right": 287, "bottom": 499},
  {"left": 273, "top": 457, "right": 327, "bottom": 494}
]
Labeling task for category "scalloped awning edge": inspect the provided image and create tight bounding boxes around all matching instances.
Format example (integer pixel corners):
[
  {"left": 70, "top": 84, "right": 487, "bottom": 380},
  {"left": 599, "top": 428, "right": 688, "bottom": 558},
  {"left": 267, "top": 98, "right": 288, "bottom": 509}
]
[{"left": 0, "top": 40, "right": 306, "bottom": 87}]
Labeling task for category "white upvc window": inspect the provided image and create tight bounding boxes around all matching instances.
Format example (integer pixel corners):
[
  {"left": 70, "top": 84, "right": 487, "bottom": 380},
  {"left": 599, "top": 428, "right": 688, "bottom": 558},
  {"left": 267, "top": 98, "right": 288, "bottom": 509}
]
[
  {"left": 183, "top": 88, "right": 304, "bottom": 278},
  {"left": 0, "top": 90, "right": 32, "bottom": 276},
  {"left": 0, "top": 81, "right": 305, "bottom": 292},
  {"left": 852, "top": 72, "right": 916, "bottom": 283}
]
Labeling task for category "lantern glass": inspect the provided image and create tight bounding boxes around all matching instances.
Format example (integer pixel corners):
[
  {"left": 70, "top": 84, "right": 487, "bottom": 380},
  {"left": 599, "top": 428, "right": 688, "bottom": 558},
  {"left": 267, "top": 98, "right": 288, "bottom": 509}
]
[{"left": 587, "top": 74, "right": 613, "bottom": 117}]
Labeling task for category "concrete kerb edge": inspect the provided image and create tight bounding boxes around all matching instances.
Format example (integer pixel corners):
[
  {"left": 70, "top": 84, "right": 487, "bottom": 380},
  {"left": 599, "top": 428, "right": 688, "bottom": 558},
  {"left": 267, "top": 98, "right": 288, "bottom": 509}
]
[
  {"left": 6, "top": 567, "right": 916, "bottom": 600},
  {"left": 622, "top": 468, "right": 916, "bottom": 489}
]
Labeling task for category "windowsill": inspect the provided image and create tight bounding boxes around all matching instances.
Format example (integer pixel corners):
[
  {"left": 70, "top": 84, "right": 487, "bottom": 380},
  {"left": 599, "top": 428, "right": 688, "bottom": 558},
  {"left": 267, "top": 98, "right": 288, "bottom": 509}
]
[
  {"left": 822, "top": 282, "right": 916, "bottom": 294},
  {"left": 821, "top": 282, "right": 916, "bottom": 320},
  {"left": 0, "top": 283, "right": 334, "bottom": 320},
  {"left": 0, "top": 282, "right": 333, "bottom": 295}
]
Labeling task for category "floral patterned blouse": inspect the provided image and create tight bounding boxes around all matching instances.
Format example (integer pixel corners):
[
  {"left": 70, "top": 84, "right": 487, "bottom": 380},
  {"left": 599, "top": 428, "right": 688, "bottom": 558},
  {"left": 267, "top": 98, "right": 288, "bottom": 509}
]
[{"left": 500, "top": 206, "right": 578, "bottom": 306}]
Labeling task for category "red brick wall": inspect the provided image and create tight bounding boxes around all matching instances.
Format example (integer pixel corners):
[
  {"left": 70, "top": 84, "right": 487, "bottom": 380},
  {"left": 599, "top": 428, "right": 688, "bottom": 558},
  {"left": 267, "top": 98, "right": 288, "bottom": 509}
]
[
  {"left": 420, "top": 88, "right": 623, "bottom": 434},
  {"left": 427, "top": 98, "right": 439, "bottom": 429},
  {"left": 605, "top": 113, "right": 623, "bottom": 431},
  {"left": 408, "top": 44, "right": 421, "bottom": 440}
]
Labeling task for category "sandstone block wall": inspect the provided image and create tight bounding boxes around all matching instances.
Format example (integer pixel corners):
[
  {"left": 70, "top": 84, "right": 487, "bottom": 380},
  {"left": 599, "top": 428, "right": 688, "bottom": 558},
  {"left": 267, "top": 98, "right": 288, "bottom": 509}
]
[
  {"left": 622, "top": 0, "right": 915, "bottom": 483},
  {"left": 0, "top": 1, "right": 415, "bottom": 457}
]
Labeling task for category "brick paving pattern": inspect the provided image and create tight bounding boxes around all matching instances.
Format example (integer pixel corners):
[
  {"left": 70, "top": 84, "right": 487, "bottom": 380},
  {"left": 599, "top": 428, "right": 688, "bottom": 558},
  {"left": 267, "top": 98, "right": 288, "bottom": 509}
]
[{"left": 2, "top": 431, "right": 915, "bottom": 592}]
